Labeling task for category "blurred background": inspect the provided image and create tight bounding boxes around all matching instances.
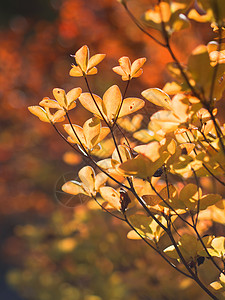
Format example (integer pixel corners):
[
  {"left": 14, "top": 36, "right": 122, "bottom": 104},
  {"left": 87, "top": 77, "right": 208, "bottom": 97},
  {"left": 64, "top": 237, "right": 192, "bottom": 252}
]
[{"left": 0, "top": 0, "right": 219, "bottom": 299}]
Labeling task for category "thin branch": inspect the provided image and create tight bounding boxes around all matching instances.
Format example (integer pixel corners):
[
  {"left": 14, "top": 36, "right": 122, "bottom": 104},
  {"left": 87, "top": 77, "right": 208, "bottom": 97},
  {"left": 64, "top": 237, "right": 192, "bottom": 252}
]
[
  {"left": 149, "top": 179, "right": 193, "bottom": 228},
  {"left": 191, "top": 168, "right": 201, "bottom": 226},
  {"left": 121, "top": 1, "right": 166, "bottom": 47},
  {"left": 92, "top": 195, "right": 125, "bottom": 221},
  {"left": 124, "top": 213, "right": 192, "bottom": 278},
  {"left": 112, "top": 79, "right": 130, "bottom": 128},
  {"left": 204, "top": 163, "right": 225, "bottom": 187},
  {"left": 193, "top": 225, "right": 225, "bottom": 276},
  {"left": 52, "top": 123, "right": 131, "bottom": 190},
  {"left": 166, "top": 230, "right": 219, "bottom": 300},
  {"left": 209, "top": 19, "right": 222, "bottom": 107},
  {"left": 84, "top": 76, "right": 110, "bottom": 126},
  {"left": 65, "top": 111, "right": 88, "bottom": 154},
  {"left": 186, "top": 130, "right": 225, "bottom": 187}
]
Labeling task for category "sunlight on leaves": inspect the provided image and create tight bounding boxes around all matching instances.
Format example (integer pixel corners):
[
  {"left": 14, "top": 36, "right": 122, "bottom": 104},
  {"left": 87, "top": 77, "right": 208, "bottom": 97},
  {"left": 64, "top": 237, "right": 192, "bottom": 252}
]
[
  {"left": 113, "top": 56, "right": 146, "bottom": 80},
  {"left": 79, "top": 85, "right": 145, "bottom": 124},
  {"left": 70, "top": 45, "right": 105, "bottom": 76}
]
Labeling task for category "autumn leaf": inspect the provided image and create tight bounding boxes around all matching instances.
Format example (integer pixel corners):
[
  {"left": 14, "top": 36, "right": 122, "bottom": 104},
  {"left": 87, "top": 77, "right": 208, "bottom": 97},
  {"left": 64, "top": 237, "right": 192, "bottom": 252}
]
[
  {"left": 63, "top": 117, "right": 110, "bottom": 153},
  {"left": 113, "top": 56, "right": 146, "bottom": 80},
  {"left": 164, "top": 234, "right": 213, "bottom": 263},
  {"left": 62, "top": 166, "right": 108, "bottom": 198},
  {"left": 79, "top": 85, "right": 145, "bottom": 124},
  {"left": 128, "top": 214, "right": 167, "bottom": 242},
  {"left": 70, "top": 45, "right": 106, "bottom": 77},
  {"left": 28, "top": 106, "right": 65, "bottom": 123},
  {"left": 143, "top": 1, "right": 190, "bottom": 34}
]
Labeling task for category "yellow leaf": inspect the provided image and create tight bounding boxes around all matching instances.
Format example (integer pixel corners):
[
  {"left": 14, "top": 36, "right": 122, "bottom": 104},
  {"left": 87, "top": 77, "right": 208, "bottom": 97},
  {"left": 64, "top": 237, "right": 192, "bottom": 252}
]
[
  {"left": 79, "top": 92, "right": 104, "bottom": 119},
  {"left": 128, "top": 214, "right": 153, "bottom": 237},
  {"left": 28, "top": 106, "right": 50, "bottom": 123},
  {"left": 118, "top": 97, "right": 145, "bottom": 118},
  {"left": 99, "top": 186, "right": 121, "bottom": 211},
  {"left": 179, "top": 184, "right": 200, "bottom": 211},
  {"left": 134, "top": 141, "right": 161, "bottom": 161},
  {"left": 53, "top": 88, "right": 67, "bottom": 108},
  {"left": 63, "top": 124, "right": 85, "bottom": 145},
  {"left": 130, "top": 57, "right": 146, "bottom": 78},
  {"left": 119, "top": 56, "right": 131, "bottom": 72},
  {"left": 66, "top": 87, "right": 82, "bottom": 109},
  {"left": 62, "top": 181, "right": 86, "bottom": 195},
  {"left": 117, "top": 114, "right": 143, "bottom": 132},
  {"left": 127, "top": 230, "right": 142, "bottom": 240},
  {"left": 199, "top": 194, "right": 222, "bottom": 210},
  {"left": 83, "top": 117, "right": 101, "bottom": 149},
  {"left": 150, "top": 110, "right": 181, "bottom": 133},
  {"left": 113, "top": 56, "right": 146, "bottom": 80},
  {"left": 128, "top": 214, "right": 166, "bottom": 242},
  {"left": 79, "top": 166, "right": 96, "bottom": 196},
  {"left": 95, "top": 127, "right": 110, "bottom": 145},
  {"left": 163, "top": 82, "right": 182, "bottom": 95},
  {"left": 70, "top": 45, "right": 105, "bottom": 76},
  {"left": 210, "top": 281, "right": 224, "bottom": 291},
  {"left": 75, "top": 45, "right": 89, "bottom": 73},
  {"left": 112, "top": 145, "right": 132, "bottom": 163},
  {"left": 118, "top": 153, "right": 169, "bottom": 179},
  {"left": 39, "top": 98, "right": 61, "bottom": 109},
  {"left": 87, "top": 54, "right": 106, "bottom": 71},
  {"left": 69, "top": 66, "right": 83, "bottom": 77},
  {"left": 211, "top": 237, "right": 225, "bottom": 256},
  {"left": 188, "top": 9, "right": 213, "bottom": 23},
  {"left": 80, "top": 85, "right": 144, "bottom": 124},
  {"left": 142, "top": 88, "right": 172, "bottom": 110},
  {"left": 102, "top": 85, "right": 122, "bottom": 123},
  {"left": 144, "top": 2, "right": 171, "bottom": 24},
  {"left": 94, "top": 173, "right": 108, "bottom": 191}
]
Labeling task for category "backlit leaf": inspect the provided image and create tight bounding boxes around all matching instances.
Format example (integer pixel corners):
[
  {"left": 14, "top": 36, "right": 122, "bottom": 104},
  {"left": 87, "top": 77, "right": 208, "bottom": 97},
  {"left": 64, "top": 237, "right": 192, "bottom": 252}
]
[
  {"left": 28, "top": 106, "right": 50, "bottom": 123},
  {"left": 142, "top": 88, "right": 172, "bottom": 110},
  {"left": 118, "top": 97, "right": 145, "bottom": 118},
  {"left": 62, "top": 181, "right": 85, "bottom": 195},
  {"left": 79, "top": 166, "right": 95, "bottom": 196},
  {"left": 83, "top": 117, "right": 101, "bottom": 150},
  {"left": 99, "top": 186, "right": 121, "bottom": 211}
]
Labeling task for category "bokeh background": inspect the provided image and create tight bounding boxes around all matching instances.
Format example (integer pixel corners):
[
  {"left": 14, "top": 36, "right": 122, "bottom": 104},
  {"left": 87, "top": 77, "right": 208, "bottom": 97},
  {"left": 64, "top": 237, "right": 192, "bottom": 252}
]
[{"left": 0, "top": 0, "right": 219, "bottom": 299}]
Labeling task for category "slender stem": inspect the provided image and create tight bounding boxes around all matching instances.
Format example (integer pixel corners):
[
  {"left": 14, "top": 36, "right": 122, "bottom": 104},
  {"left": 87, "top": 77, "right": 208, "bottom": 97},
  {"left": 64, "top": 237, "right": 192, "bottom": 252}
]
[
  {"left": 65, "top": 112, "right": 87, "bottom": 154},
  {"left": 208, "top": 109, "right": 225, "bottom": 156},
  {"left": 115, "top": 123, "right": 133, "bottom": 154},
  {"left": 112, "top": 79, "right": 130, "bottom": 128},
  {"left": 157, "top": 0, "right": 200, "bottom": 99},
  {"left": 110, "top": 127, "right": 123, "bottom": 163},
  {"left": 167, "top": 231, "right": 219, "bottom": 300},
  {"left": 191, "top": 168, "right": 201, "bottom": 226},
  {"left": 52, "top": 123, "right": 83, "bottom": 155},
  {"left": 84, "top": 76, "right": 109, "bottom": 126},
  {"left": 121, "top": 2, "right": 166, "bottom": 47},
  {"left": 209, "top": 21, "right": 222, "bottom": 107},
  {"left": 186, "top": 130, "right": 225, "bottom": 187},
  {"left": 128, "top": 181, "right": 168, "bottom": 232},
  {"left": 202, "top": 163, "right": 225, "bottom": 187},
  {"left": 52, "top": 123, "right": 130, "bottom": 190},
  {"left": 199, "top": 129, "right": 218, "bottom": 152},
  {"left": 193, "top": 225, "right": 225, "bottom": 275},
  {"left": 149, "top": 179, "right": 193, "bottom": 228}
]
